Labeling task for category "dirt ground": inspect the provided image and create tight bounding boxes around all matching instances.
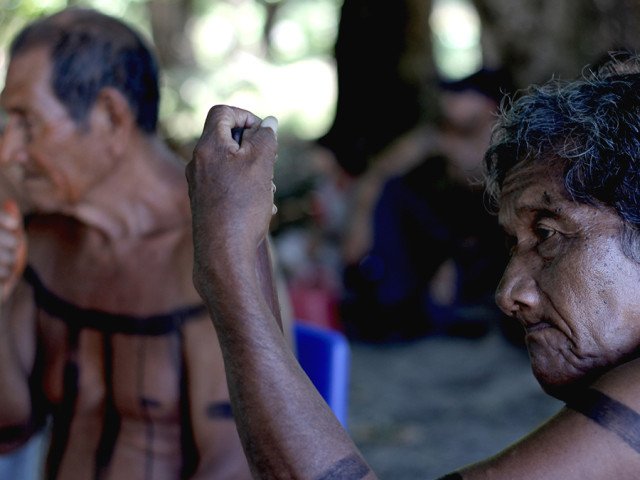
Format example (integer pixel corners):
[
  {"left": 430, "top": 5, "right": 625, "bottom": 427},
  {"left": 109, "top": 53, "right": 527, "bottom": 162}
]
[{"left": 347, "top": 327, "right": 563, "bottom": 479}]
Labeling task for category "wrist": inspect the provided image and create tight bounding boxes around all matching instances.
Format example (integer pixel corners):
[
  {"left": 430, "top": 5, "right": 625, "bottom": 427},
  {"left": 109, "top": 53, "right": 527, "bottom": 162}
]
[{"left": 193, "top": 235, "right": 259, "bottom": 304}]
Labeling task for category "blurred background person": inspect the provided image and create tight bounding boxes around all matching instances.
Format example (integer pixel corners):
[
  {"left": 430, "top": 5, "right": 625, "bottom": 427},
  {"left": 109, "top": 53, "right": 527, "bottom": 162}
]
[
  {"left": 0, "top": 8, "right": 254, "bottom": 479},
  {"left": 340, "top": 68, "right": 516, "bottom": 342}
]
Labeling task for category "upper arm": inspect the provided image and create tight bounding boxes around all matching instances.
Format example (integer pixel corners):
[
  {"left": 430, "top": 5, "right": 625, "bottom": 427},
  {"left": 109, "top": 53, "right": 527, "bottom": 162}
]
[
  {"left": 181, "top": 315, "right": 252, "bottom": 478},
  {"left": 4, "top": 279, "right": 38, "bottom": 378},
  {"left": 0, "top": 279, "right": 39, "bottom": 448},
  {"left": 460, "top": 360, "right": 640, "bottom": 480}
]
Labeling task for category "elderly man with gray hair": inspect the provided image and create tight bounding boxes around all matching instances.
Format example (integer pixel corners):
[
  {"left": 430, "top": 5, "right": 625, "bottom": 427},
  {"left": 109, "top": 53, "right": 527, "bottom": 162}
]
[{"left": 187, "top": 54, "right": 640, "bottom": 479}]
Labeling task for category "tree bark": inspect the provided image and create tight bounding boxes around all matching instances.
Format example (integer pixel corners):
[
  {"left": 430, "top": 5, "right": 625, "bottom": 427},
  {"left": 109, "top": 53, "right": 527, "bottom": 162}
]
[
  {"left": 319, "top": 0, "right": 435, "bottom": 177},
  {"left": 472, "top": 0, "right": 640, "bottom": 88},
  {"left": 146, "top": 0, "right": 195, "bottom": 69}
]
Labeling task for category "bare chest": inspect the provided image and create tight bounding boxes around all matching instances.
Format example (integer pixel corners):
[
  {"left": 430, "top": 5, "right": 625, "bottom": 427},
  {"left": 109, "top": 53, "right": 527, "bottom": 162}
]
[
  {"left": 40, "top": 318, "right": 187, "bottom": 420},
  {"left": 25, "top": 219, "right": 202, "bottom": 417},
  {"left": 26, "top": 217, "right": 198, "bottom": 313}
]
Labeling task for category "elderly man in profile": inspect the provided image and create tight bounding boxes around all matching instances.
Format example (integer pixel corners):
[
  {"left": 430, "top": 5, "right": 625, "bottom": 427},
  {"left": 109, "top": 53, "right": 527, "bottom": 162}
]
[
  {"left": 187, "top": 53, "right": 640, "bottom": 479},
  {"left": 0, "top": 7, "right": 254, "bottom": 479}
]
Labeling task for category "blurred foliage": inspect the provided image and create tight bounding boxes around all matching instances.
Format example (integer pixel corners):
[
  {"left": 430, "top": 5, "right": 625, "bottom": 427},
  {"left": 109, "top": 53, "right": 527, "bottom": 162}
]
[{"left": 0, "top": 0, "right": 343, "bottom": 145}]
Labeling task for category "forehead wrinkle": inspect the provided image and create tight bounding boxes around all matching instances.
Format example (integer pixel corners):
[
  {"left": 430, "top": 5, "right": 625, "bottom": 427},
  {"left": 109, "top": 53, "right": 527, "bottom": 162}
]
[
  {"left": 498, "top": 185, "right": 565, "bottom": 230},
  {"left": 498, "top": 157, "right": 577, "bottom": 234}
]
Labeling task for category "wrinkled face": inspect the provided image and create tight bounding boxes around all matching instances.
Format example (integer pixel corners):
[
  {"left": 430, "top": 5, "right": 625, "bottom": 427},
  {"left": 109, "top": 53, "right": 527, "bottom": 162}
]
[
  {"left": 495, "top": 163, "right": 640, "bottom": 399},
  {"left": 0, "top": 47, "right": 112, "bottom": 213}
]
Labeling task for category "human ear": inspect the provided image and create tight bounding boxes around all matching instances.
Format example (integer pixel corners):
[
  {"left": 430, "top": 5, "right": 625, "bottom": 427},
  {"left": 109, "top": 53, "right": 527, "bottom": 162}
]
[{"left": 91, "top": 87, "right": 134, "bottom": 157}]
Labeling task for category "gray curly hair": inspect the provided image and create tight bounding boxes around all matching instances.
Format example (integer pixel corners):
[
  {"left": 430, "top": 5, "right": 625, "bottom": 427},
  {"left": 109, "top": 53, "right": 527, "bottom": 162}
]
[{"left": 484, "top": 52, "right": 640, "bottom": 261}]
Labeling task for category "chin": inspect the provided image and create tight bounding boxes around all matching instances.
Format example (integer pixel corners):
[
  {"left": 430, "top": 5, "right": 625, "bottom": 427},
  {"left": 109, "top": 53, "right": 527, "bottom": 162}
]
[{"left": 534, "top": 366, "right": 609, "bottom": 401}]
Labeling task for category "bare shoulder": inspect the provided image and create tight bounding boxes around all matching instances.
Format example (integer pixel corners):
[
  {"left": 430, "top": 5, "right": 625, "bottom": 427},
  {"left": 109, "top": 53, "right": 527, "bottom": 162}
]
[
  {"left": 590, "top": 357, "right": 640, "bottom": 407},
  {"left": 25, "top": 215, "right": 202, "bottom": 312},
  {"left": 111, "top": 223, "right": 203, "bottom": 309},
  {"left": 460, "top": 360, "right": 640, "bottom": 480}
]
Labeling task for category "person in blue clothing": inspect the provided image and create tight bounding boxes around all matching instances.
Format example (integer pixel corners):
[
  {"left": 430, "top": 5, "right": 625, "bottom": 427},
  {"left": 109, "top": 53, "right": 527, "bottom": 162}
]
[{"left": 342, "top": 68, "right": 515, "bottom": 342}]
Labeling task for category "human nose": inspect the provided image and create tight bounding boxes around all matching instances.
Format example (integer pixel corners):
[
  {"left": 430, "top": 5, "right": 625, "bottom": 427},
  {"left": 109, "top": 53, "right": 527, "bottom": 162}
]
[
  {"left": 0, "top": 118, "right": 27, "bottom": 166},
  {"left": 495, "top": 252, "right": 540, "bottom": 317}
]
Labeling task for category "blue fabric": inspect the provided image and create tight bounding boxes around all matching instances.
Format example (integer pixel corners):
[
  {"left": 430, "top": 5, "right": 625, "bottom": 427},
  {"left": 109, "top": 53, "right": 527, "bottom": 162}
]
[
  {"left": 0, "top": 432, "right": 46, "bottom": 480},
  {"left": 295, "top": 322, "right": 350, "bottom": 428},
  {"left": 342, "top": 156, "right": 508, "bottom": 342}
]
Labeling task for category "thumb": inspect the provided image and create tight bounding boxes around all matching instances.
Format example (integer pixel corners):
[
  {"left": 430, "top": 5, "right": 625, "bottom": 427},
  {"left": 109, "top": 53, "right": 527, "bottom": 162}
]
[
  {"left": 260, "top": 116, "right": 278, "bottom": 136},
  {"left": 247, "top": 116, "right": 279, "bottom": 161}
]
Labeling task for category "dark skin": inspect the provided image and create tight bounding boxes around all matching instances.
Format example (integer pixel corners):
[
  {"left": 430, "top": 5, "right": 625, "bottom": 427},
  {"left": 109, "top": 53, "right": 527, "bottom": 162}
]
[
  {"left": 187, "top": 105, "right": 640, "bottom": 479},
  {"left": 0, "top": 48, "right": 253, "bottom": 479}
]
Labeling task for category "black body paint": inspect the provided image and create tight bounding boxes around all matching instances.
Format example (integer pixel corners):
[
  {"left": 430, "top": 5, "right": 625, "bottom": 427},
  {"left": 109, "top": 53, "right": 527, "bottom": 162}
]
[
  {"left": 206, "top": 401, "right": 234, "bottom": 419},
  {"left": 566, "top": 387, "right": 640, "bottom": 453},
  {"left": 24, "top": 265, "right": 206, "bottom": 336},
  {"left": 137, "top": 338, "right": 157, "bottom": 480},
  {"left": 23, "top": 265, "right": 207, "bottom": 478},
  {"left": 94, "top": 334, "right": 121, "bottom": 480},
  {"left": 178, "top": 328, "right": 199, "bottom": 479},
  {"left": 315, "top": 454, "right": 370, "bottom": 480},
  {"left": 46, "top": 326, "right": 80, "bottom": 480}
]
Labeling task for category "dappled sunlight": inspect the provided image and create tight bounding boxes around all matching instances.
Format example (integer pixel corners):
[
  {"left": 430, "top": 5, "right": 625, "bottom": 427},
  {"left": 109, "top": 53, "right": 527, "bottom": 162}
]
[
  {"left": 0, "top": 0, "right": 342, "bottom": 144},
  {"left": 430, "top": 0, "right": 482, "bottom": 80},
  {"left": 0, "top": 0, "right": 482, "bottom": 143},
  {"left": 187, "top": 0, "right": 340, "bottom": 141}
]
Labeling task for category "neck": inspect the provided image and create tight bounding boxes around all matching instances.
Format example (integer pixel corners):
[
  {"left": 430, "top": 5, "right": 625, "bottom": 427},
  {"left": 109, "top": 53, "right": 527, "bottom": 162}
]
[{"left": 66, "top": 135, "right": 189, "bottom": 239}]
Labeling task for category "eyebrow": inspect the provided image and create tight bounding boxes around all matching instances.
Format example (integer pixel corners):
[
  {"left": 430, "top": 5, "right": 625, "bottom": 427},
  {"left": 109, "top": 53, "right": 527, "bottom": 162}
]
[
  {"left": 499, "top": 204, "right": 561, "bottom": 231},
  {"left": 518, "top": 206, "right": 561, "bottom": 220}
]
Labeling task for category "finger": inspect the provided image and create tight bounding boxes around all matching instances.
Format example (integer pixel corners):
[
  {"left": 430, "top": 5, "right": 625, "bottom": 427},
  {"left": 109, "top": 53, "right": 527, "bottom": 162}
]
[
  {"left": 0, "top": 264, "right": 10, "bottom": 280},
  {"left": 206, "top": 105, "right": 262, "bottom": 148},
  {"left": 0, "top": 199, "right": 20, "bottom": 230},
  {"left": 260, "top": 116, "right": 278, "bottom": 136},
  {"left": 0, "top": 230, "right": 18, "bottom": 248},
  {"left": 0, "top": 213, "right": 18, "bottom": 231},
  {"left": 204, "top": 104, "right": 261, "bottom": 131},
  {"left": 190, "top": 106, "right": 247, "bottom": 161},
  {"left": 229, "top": 114, "right": 278, "bottom": 153},
  {"left": 244, "top": 118, "right": 279, "bottom": 163},
  {"left": 0, "top": 247, "right": 17, "bottom": 264}
]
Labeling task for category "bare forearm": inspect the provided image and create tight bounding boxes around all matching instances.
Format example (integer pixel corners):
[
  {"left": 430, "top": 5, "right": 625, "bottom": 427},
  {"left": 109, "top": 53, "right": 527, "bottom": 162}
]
[
  {"left": 255, "top": 237, "right": 283, "bottom": 332},
  {"left": 188, "top": 105, "right": 376, "bottom": 479},
  {"left": 201, "top": 249, "right": 375, "bottom": 480}
]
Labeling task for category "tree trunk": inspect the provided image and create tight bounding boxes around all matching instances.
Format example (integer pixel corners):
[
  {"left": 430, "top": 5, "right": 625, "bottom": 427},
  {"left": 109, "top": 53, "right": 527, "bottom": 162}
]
[
  {"left": 146, "top": 0, "right": 195, "bottom": 70},
  {"left": 319, "top": 0, "right": 435, "bottom": 177},
  {"left": 472, "top": 0, "right": 640, "bottom": 88}
]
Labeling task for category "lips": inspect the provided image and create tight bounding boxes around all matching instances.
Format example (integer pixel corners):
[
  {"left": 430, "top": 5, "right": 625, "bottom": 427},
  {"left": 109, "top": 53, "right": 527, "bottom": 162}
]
[
  {"left": 518, "top": 315, "right": 553, "bottom": 334},
  {"left": 525, "top": 321, "right": 551, "bottom": 334}
]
